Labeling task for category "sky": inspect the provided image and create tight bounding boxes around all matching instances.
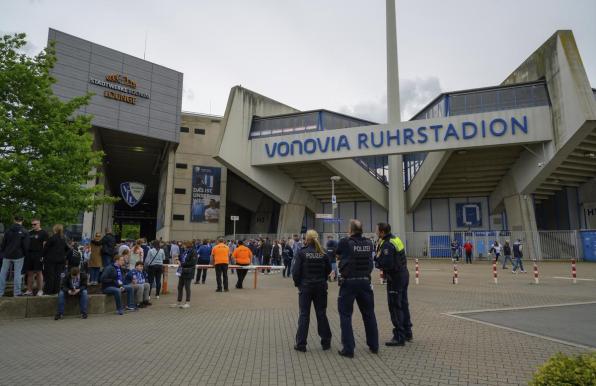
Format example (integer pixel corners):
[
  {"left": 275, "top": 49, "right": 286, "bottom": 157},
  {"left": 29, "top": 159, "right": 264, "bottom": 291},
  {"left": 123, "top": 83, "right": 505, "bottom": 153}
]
[{"left": 2, "top": 0, "right": 595, "bottom": 122}]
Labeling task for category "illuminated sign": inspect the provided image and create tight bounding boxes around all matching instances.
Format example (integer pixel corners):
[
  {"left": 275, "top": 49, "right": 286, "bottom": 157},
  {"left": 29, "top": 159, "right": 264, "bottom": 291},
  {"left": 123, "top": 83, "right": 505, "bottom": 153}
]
[{"left": 89, "top": 73, "right": 150, "bottom": 105}]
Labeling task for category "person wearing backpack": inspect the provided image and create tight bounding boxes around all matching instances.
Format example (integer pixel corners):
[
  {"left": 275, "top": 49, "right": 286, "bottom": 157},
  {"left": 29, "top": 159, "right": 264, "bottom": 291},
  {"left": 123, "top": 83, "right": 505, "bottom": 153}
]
[{"left": 145, "top": 240, "right": 165, "bottom": 299}]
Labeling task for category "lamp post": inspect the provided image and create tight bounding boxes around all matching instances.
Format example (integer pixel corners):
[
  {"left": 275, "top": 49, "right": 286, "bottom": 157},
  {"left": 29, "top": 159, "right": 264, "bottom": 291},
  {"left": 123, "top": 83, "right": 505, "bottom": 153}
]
[{"left": 330, "top": 176, "right": 341, "bottom": 237}]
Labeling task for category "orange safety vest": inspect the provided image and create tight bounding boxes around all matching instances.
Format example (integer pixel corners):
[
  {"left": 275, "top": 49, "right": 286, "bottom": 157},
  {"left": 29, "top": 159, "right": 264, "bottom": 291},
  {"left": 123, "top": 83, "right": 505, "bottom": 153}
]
[
  {"left": 211, "top": 243, "right": 230, "bottom": 265},
  {"left": 232, "top": 245, "right": 253, "bottom": 265}
]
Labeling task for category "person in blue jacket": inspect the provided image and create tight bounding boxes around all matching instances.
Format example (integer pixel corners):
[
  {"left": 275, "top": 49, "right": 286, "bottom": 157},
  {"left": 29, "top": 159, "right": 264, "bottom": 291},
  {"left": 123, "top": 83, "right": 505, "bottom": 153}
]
[{"left": 195, "top": 239, "right": 212, "bottom": 284}]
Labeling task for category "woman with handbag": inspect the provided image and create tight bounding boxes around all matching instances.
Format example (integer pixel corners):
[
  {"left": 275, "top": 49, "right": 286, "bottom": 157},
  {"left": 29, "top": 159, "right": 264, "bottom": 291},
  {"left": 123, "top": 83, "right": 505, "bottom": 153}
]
[{"left": 171, "top": 241, "right": 197, "bottom": 309}]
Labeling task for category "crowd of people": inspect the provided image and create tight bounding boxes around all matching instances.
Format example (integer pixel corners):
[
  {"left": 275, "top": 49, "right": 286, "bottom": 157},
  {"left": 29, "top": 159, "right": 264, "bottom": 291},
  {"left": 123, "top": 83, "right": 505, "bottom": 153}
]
[
  {"left": 0, "top": 216, "right": 319, "bottom": 318},
  {"left": 1, "top": 213, "right": 417, "bottom": 356}
]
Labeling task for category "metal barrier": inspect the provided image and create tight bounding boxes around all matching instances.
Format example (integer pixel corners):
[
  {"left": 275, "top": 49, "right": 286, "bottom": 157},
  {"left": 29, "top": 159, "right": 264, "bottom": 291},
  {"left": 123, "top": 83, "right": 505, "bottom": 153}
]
[{"left": 223, "top": 230, "right": 586, "bottom": 261}]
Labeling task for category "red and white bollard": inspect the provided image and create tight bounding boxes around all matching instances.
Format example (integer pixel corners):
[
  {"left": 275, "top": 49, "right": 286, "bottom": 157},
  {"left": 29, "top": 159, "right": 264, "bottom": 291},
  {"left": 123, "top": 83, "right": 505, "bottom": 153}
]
[
  {"left": 533, "top": 261, "right": 539, "bottom": 284},
  {"left": 493, "top": 259, "right": 498, "bottom": 284},
  {"left": 572, "top": 258, "right": 577, "bottom": 284},
  {"left": 379, "top": 269, "right": 385, "bottom": 285},
  {"left": 415, "top": 258, "right": 420, "bottom": 285},
  {"left": 453, "top": 260, "right": 459, "bottom": 285}
]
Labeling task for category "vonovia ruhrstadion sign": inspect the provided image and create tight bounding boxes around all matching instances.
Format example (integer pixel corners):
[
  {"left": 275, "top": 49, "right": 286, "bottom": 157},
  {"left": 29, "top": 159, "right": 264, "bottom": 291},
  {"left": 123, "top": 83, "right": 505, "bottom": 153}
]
[{"left": 250, "top": 106, "right": 553, "bottom": 165}]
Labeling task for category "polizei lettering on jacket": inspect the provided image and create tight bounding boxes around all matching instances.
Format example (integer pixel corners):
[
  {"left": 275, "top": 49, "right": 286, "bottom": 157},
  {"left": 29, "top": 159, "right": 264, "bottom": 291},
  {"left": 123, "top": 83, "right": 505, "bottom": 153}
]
[
  {"left": 264, "top": 116, "right": 528, "bottom": 158},
  {"left": 305, "top": 252, "right": 325, "bottom": 259},
  {"left": 353, "top": 245, "right": 371, "bottom": 252}
]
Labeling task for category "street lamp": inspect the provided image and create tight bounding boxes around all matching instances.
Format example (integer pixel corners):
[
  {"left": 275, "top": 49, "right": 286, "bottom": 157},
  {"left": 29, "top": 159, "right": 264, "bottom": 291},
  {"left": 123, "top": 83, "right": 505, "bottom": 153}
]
[{"left": 330, "top": 176, "right": 341, "bottom": 237}]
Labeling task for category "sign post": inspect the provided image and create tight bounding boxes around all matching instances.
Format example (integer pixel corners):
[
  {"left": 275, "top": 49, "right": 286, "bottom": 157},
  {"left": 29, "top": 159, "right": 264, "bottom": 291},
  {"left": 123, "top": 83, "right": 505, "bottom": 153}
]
[
  {"left": 330, "top": 176, "right": 341, "bottom": 237},
  {"left": 230, "top": 215, "right": 239, "bottom": 240}
]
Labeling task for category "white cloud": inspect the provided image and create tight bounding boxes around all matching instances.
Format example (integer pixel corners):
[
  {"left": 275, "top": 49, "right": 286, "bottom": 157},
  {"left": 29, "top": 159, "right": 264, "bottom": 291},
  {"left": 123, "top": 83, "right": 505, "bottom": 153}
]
[{"left": 339, "top": 76, "right": 442, "bottom": 123}]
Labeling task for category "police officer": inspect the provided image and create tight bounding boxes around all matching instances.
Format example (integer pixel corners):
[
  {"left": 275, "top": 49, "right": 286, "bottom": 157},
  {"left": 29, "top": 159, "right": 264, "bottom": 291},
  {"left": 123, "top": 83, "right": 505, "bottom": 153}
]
[
  {"left": 336, "top": 219, "right": 379, "bottom": 358},
  {"left": 375, "top": 222, "right": 412, "bottom": 346},
  {"left": 292, "top": 230, "right": 332, "bottom": 352}
]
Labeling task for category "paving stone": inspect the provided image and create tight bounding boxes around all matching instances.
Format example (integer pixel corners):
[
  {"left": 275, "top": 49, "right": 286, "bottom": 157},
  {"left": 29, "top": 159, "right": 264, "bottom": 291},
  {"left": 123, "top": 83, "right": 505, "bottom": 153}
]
[{"left": 0, "top": 261, "right": 594, "bottom": 385}]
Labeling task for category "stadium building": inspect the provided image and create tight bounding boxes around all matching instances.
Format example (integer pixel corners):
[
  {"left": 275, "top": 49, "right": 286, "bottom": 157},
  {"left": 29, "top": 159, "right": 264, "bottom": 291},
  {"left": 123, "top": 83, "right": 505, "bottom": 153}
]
[{"left": 47, "top": 28, "right": 596, "bottom": 260}]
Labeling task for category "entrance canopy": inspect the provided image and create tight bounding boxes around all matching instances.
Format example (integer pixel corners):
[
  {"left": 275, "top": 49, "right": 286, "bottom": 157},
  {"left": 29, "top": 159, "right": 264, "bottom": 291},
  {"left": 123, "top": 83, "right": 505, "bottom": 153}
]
[{"left": 251, "top": 105, "right": 553, "bottom": 165}]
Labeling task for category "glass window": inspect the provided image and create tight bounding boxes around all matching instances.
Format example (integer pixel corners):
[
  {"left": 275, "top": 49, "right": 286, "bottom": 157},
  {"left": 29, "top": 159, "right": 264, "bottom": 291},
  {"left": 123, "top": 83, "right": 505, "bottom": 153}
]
[
  {"left": 498, "top": 88, "right": 516, "bottom": 110},
  {"left": 514, "top": 86, "right": 532, "bottom": 107},
  {"left": 449, "top": 94, "right": 466, "bottom": 115}
]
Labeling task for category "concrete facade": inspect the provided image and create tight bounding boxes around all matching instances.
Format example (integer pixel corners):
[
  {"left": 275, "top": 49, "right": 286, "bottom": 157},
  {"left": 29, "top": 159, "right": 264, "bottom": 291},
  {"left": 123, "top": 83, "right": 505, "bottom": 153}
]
[
  {"left": 157, "top": 113, "right": 227, "bottom": 241},
  {"left": 42, "top": 28, "right": 595, "bottom": 248}
]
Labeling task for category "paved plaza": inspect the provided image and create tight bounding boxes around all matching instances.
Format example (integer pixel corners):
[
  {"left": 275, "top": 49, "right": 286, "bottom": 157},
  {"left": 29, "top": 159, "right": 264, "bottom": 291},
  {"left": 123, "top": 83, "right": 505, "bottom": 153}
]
[{"left": 1, "top": 260, "right": 595, "bottom": 386}]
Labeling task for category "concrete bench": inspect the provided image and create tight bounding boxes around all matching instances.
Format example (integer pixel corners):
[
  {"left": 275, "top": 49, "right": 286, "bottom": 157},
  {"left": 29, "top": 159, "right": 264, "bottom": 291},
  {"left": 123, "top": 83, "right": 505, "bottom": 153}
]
[{"left": 0, "top": 293, "right": 126, "bottom": 319}]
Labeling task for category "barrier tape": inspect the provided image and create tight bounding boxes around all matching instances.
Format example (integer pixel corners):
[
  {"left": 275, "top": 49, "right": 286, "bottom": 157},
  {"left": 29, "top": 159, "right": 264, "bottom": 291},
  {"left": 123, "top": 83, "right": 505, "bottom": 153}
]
[{"left": 162, "top": 264, "right": 285, "bottom": 292}]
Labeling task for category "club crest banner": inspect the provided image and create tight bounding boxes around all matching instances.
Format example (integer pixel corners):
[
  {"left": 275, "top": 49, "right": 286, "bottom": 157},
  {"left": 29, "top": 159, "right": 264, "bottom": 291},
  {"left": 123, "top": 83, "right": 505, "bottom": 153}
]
[{"left": 120, "top": 182, "right": 146, "bottom": 207}]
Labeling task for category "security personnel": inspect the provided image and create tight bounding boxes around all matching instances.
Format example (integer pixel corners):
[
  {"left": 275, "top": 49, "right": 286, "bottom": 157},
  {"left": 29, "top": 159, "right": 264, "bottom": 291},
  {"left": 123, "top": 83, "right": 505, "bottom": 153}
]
[
  {"left": 232, "top": 240, "right": 253, "bottom": 289},
  {"left": 375, "top": 222, "right": 413, "bottom": 346},
  {"left": 291, "top": 229, "right": 332, "bottom": 352},
  {"left": 210, "top": 238, "right": 230, "bottom": 292},
  {"left": 336, "top": 219, "right": 379, "bottom": 358}
]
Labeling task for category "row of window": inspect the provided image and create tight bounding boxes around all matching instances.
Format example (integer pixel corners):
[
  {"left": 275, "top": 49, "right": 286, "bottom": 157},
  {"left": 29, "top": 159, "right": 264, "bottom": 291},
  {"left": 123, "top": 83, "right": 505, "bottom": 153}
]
[{"left": 180, "top": 127, "right": 206, "bottom": 135}]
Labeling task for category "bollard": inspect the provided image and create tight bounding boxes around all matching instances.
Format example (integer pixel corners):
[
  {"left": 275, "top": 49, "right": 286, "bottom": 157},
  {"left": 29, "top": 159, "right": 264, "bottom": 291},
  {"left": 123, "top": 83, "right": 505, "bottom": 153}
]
[
  {"left": 493, "top": 259, "right": 498, "bottom": 284},
  {"left": 162, "top": 265, "right": 169, "bottom": 294},
  {"left": 453, "top": 260, "right": 458, "bottom": 285},
  {"left": 415, "top": 258, "right": 420, "bottom": 285},
  {"left": 253, "top": 267, "right": 258, "bottom": 289},
  {"left": 533, "top": 261, "right": 539, "bottom": 284},
  {"left": 572, "top": 258, "right": 577, "bottom": 284},
  {"left": 379, "top": 269, "right": 385, "bottom": 285}
]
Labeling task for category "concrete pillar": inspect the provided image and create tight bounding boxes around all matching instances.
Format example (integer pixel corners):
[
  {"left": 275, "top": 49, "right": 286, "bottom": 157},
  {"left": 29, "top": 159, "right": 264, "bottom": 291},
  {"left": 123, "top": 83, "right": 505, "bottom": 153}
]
[
  {"left": 277, "top": 185, "right": 321, "bottom": 236},
  {"left": 277, "top": 203, "right": 306, "bottom": 236},
  {"left": 386, "top": 0, "right": 406, "bottom": 237},
  {"left": 504, "top": 194, "right": 541, "bottom": 260}
]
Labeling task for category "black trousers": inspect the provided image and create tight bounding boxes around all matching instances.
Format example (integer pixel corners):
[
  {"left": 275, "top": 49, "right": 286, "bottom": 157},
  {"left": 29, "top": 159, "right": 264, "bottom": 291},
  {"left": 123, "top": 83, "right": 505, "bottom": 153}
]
[
  {"left": 296, "top": 282, "right": 332, "bottom": 348},
  {"left": 147, "top": 265, "right": 163, "bottom": 296},
  {"left": 195, "top": 268, "right": 208, "bottom": 283},
  {"left": 215, "top": 264, "right": 228, "bottom": 290},
  {"left": 338, "top": 279, "right": 379, "bottom": 353},
  {"left": 465, "top": 251, "right": 472, "bottom": 264},
  {"left": 236, "top": 265, "right": 248, "bottom": 288},
  {"left": 386, "top": 271, "right": 413, "bottom": 342},
  {"left": 43, "top": 262, "right": 65, "bottom": 295},
  {"left": 177, "top": 277, "right": 192, "bottom": 302},
  {"left": 283, "top": 259, "right": 292, "bottom": 277},
  {"left": 261, "top": 256, "right": 271, "bottom": 273}
]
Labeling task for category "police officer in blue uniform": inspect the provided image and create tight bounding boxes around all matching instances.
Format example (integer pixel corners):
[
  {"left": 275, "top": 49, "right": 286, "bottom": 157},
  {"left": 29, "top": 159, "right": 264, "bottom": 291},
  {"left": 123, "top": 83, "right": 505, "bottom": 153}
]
[
  {"left": 375, "top": 222, "right": 413, "bottom": 346},
  {"left": 292, "top": 230, "right": 332, "bottom": 352},
  {"left": 336, "top": 219, "right": 379, "bottom": 358}
]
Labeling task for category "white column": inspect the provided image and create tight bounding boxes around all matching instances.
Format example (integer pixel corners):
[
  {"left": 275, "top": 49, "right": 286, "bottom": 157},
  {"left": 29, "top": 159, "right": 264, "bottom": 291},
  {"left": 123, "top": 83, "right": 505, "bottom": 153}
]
[{"left": 386, "top": 0, "right": 406, "bottom": 236}]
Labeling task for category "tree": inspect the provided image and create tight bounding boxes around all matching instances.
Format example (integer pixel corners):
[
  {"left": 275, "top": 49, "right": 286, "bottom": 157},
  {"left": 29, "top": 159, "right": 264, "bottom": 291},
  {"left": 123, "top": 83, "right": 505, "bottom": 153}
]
[{"left": 0, "top": 33, "right": 115, "bottom": 225}]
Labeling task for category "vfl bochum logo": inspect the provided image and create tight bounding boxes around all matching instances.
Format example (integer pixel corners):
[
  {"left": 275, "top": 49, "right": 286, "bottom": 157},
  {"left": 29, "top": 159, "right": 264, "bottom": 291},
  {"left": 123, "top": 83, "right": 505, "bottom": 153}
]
[{"left": 120, "top": 182, "right": 146, "bottom": 207}]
